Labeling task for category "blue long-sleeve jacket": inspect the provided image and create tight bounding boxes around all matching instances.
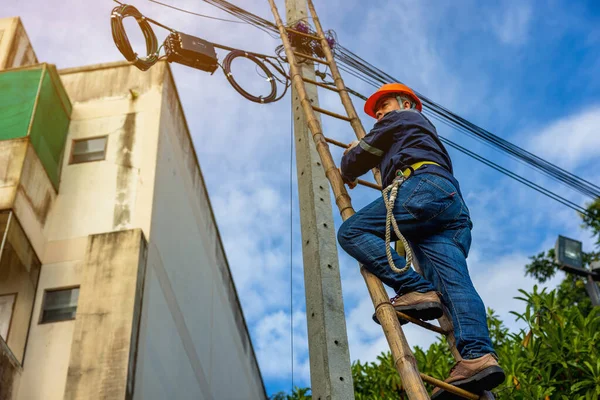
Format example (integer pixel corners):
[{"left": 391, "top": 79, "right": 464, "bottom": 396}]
[{"left": 340, "top": 109, "right": 460, "bottom": 192}]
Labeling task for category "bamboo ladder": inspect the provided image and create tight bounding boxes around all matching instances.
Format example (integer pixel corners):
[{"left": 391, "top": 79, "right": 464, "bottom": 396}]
[{"left": 267, "top": 0, "right": 496, "bottom": 399}]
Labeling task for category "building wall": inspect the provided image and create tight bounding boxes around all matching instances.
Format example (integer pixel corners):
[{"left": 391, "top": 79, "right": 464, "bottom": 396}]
[
  {"left": 132, "top": 67, "right": 266, "bottom": 400},
  {"left": 0, "top": 17, "right": 37, "bottom": 70},
  {"left": 0, "top": 247, "right": 35, "bottom": 364},
  {"left": 15, "top": 258, "right": 80, "bottom": 400},
  {"left": 0, "top": 338, "right": 21, "bottom": 400},
  {"left": 15, "top": 62, "right": 164, "bottom": 400},
  {"left": 12, "top": 61, "right": 266, "bottom": 399},
  {"left": 46, "top": 61, "right": 164, "bottom": 242},
  {"left": 64, "top": 229, "right": 147, "bottom": 400}
]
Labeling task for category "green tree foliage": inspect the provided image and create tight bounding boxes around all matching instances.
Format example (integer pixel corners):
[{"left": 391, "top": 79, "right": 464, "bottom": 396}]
[
  {"left": 275, "top": 293, "right": 600, "bottom": 399},
  {"left": 525, "top": 248, "right": 595, "bottom": 314},
  {"left": 580, "top": 198, "right": 600, "bottom": 247},
  {"left": 525, "top": 198, "right": 600, "bottom": 314},
  {"left": 269, "top": 387, "right": 312, "bottom": 400}
]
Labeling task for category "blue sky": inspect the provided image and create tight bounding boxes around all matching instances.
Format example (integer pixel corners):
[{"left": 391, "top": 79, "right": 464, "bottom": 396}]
[{"left": 4, "top": 0, "right": 600, "bottom": 396}]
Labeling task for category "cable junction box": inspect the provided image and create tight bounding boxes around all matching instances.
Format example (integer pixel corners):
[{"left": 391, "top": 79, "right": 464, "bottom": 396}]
[{"left": 165, "top": 32, "right": 218, "bottom": 73}]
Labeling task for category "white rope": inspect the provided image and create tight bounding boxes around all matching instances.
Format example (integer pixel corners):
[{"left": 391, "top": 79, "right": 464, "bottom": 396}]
[{"left": 382, "top": 177, "right": 413, "bottom": 273}]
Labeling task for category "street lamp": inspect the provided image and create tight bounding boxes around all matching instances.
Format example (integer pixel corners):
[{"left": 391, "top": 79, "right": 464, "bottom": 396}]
[{"left": 555, "top": 235, "right": 600, "bottom": 306}]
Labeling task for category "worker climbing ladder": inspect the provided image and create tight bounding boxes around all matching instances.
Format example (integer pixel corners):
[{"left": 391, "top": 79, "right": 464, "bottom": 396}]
[{"left": 266, "top": 0, "right": 495, "bottom": 398}]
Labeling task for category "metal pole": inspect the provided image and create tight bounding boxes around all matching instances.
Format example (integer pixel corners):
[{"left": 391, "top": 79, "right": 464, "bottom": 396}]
[
  {"left": 585, "top": 273, "right": 600, "bottom": 306},
  {"left": 285, "top": 0, "right": 355, "bottom": 398}
]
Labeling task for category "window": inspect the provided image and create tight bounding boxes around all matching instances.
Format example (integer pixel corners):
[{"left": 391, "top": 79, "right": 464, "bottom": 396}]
[
  {"left": 69, "top": 136, "right": 108, "bottom": 164},
  {"left": 40, "top": 287, "right": 79, "bottom": 323},
  {"left": 0, "top": 293, "right": 17, "bottom": 341},
  {"left": 0, "top": 211, "right": 41, "bottom": 363}
]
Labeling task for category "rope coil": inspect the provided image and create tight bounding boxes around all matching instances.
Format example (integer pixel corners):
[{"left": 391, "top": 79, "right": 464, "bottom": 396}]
[{"left": 382, "top": 178, "right": 413, "bottom": 274}]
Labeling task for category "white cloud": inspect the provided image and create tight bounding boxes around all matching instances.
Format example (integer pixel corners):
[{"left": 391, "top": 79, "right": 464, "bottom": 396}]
[
  {"left": 528, "top": 105, "right": 600, "bottom": 169},
  {"left": 469, "top": 251, "right": 563, "bottom": 331},
  {"left": 344, "top": 293, "right": 440, "bottom": 363},
  {"left": 254, "top": 310, "right": 311, "bottom": 383},
  {"left": 490, "top": 3, "right": 533, "bottom": 46}
]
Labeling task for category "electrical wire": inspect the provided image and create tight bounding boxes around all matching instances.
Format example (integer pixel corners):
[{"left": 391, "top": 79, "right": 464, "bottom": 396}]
[
  {"left": 438, "top": 137, "right": 589, "bottom": 215},
  {"left": 137, "top": 0, "right": 596, "bottom": 215},
  {"left": 148, "top": 0, "right": 247, "bottom": 24},
  {"left": 111, "top": 4, "right": 161, "bottom": 71},
  {"left": 195, "top": 1, "right": 599, "bottom": 205},
  {"left": 332, "top": 43, "right": 600, "bottom": 199},
  {"left": 192, "top": 0, "right": 280, "bottom": 38},
  {"left": 289, "top": 100, "right": 294, "bottom": 395},
  {"left": 110, "top": 2, "right": 290, "bottom": 103},
  {"left": 221, "top": 50, "right": 289, "bottom": 103}
]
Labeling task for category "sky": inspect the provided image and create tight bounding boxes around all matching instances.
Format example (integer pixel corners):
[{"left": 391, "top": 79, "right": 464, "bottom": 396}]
[{"left": 3, "top": 0, "right": 600, "bottom": 396}]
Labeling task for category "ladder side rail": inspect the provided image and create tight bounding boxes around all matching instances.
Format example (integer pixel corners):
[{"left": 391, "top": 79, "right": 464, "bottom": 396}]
[
  {"left": 306, "top": 0, "right": 366, "bottom": 138},
  {"left": 273, "top": 1, "right": 492, "bottom": 398},
  {"left": 306, "top": 0, "right": 383, "bottom": 185}
]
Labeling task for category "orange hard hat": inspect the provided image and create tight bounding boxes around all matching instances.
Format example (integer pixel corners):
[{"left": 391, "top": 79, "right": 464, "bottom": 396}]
[{"left": 364, "top": 83, "right": 422, "bottom": 118}]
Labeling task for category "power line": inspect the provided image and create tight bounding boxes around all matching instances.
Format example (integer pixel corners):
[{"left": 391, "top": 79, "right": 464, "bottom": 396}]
[
  {"left": 438, "top": 137, "right": 589, "bottom": 215},
  {"left": 332, "top": 44, "right": 600, "bottom": 199},
  {"left": 148, "top": 0, "right": 247, "bottom": 24},
  {"left": 169, "top": 0, "right": 596, "bottom": 216},
  {"left": 188, "top": 0, "right": 600, "bottom": 200}
]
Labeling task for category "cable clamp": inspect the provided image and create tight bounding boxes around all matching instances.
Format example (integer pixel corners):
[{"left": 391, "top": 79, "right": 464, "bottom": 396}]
[
  {"left": 260, "top": 97, "right": 265, "bottom": 104},
  {"left": 226, "top": 72, "right": 233, "bottom": 77},
  {"left": 112, "top": 12, "right": 123, "bottom": 18}
]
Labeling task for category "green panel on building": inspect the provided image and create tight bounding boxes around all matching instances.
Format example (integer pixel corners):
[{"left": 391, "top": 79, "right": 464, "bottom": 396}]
[{"left": 0, "top": 64, "right": 72, "bottom": 189}]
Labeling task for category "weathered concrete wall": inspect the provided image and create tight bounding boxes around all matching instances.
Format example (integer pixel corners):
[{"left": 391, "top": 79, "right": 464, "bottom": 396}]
[
  {"left": 0, "top": 17, "right": 38, "bottom": 71},
  {"left": 0, "top": 140, "right": 53, "bottom": 365},
  {"left": 63, "top": 229, "right": 147, "bottom": 400},
  {"left": 132, "top": 66, "right": 266, "bottom": 400},
  {"left": 14, "top": 143, "right": 57, "bottom": 261},
  {"left": 0, "top": 248, "right": 35, "bottom": 364},
  {"left": 13, "top": 62, "right": 164, "bottom": 400},
  {"left": 0, "top": 338, "right": 21, "bottom": 400},
  {"left": 0, "top": 139, "right": 27, "bottom": 212},
  {"left": 0, "top": 139, "right": 56, "bottom": 259},
  {"left": 46, "top": 62, "right": 163, "bottom": 242},
  {"left": 14, "top": 257, "right": 81, "bottom": 400},
  {"left": 9, "top": 60, "right": 265, "bottom": 400}
]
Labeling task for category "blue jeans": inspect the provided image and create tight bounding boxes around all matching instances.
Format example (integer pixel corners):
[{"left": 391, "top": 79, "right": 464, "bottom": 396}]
[{"left": 337, "top": 173, "right": 495, "bottom": 360}]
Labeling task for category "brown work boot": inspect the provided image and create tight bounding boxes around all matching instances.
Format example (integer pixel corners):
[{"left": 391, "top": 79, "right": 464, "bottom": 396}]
[
  {"left": 372, "top": 291, "right": 443, "bottom": 325},
  {"left": 431, "top": 354, "right": 506, "bottom": 399}
]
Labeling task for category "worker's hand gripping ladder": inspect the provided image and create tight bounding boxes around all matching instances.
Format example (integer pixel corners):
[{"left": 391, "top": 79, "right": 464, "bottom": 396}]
[{"left": 267, "top": 0, "right": 495, "bottom": 399}]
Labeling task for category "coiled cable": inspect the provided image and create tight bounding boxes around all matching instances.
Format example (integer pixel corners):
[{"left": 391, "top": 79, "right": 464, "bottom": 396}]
[
  {"left": 111, "top": 4, "right": 160, "bottom": 71},
  {"left": 222, "top": 50, "right": 289, "bottom": 104}
]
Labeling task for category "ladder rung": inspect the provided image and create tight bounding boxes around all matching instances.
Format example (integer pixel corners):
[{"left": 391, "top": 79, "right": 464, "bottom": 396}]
[
  {"left": 313, "top": 106, "right": 352, "bottom": 122},
  {"left": 419, "top": 373, "right": 479, "bottom": 400},
  {"left": 357, "top": 179, "right": 381, "bottom": 191},
  {"left": 395, "top": 311, "right": 448, "bottom": 335},
  {"left": 302, "top": 77, "right": 340, "bottom": 92},
  {"left": 324, "top": 137, "right": 348, "bottom": 149},
  {"left": 285, "top": 27, "right": 323, "bottom": 41},
  {"left": 293, "top": 51, "right": 329, "bottom": 65}
]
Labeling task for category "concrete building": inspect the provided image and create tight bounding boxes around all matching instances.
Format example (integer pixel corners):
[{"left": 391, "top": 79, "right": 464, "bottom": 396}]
[{"left": 0, "top": 17, "right": 266, "bottom": 400}]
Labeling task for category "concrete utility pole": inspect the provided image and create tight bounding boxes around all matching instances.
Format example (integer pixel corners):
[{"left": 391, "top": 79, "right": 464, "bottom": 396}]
[{"left": 285, "top": 0, "right": 355, "bottom": 398}]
